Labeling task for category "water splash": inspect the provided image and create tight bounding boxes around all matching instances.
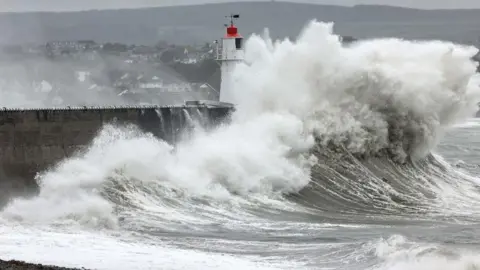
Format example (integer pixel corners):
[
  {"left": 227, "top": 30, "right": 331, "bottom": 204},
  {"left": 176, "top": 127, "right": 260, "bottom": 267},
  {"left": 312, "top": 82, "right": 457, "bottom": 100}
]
[{"left": 2, "top": 20, "right": 480, "bottom": 228}]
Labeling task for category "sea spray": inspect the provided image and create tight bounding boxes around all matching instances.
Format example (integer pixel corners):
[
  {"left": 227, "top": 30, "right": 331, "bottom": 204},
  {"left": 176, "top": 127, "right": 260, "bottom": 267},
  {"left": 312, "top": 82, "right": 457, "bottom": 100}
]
[
  {"left": 232, "top": 21, "right": 480, "bottom": 161},
  {"left": 372, "top": 235, "right": 480, "bottom": 270},
  {"left": 2, "top": 20, "right": 480, "bottom": 226},
  {"left": 1, "top": 112, "right": 316, "bottom": 226}
]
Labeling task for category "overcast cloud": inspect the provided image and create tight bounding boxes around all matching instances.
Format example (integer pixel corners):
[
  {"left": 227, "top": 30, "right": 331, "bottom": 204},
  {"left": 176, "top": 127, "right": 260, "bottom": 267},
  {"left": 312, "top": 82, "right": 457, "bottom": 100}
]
[{"left": 0, "top": 0, "right": 479, "bottom": 12}]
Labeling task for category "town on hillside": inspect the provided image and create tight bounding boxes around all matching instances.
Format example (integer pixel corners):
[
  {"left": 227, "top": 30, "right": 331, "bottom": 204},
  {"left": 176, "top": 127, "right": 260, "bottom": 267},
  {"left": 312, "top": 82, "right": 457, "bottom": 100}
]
[{"left": 0, "top": 39, "right": 222, "bottom": 107}]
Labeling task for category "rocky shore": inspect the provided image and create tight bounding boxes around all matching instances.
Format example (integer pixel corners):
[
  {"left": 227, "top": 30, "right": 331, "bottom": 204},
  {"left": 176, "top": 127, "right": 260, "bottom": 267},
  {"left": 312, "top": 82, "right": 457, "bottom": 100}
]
[{"left": 0, "top": 259, "right": 89, "bottom": 270}]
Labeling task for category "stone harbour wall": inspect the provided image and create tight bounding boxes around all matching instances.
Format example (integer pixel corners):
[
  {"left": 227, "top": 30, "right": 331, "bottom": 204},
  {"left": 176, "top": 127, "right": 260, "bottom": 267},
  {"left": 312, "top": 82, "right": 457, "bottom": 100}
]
[{"left": 0, "top": 105, "right": 232, "bottom": 204}]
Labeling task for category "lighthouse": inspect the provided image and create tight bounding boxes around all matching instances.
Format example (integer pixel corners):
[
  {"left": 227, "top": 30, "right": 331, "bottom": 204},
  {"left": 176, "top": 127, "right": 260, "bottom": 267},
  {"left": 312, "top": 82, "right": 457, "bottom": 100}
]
[{"left": 216, "top": 14, "right": 245, "bottom": 105}]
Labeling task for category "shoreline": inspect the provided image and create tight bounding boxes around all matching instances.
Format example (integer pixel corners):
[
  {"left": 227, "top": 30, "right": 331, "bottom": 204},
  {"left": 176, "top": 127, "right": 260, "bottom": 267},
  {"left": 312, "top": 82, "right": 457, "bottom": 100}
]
[{"left": 0, "top": 259, "right": 89, "bottom": 270}]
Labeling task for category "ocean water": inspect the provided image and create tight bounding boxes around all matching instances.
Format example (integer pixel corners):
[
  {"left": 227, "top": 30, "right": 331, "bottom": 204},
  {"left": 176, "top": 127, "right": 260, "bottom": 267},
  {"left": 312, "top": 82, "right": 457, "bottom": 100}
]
[{"left": 1, "top": 20, "right": 480, "bottom": 270}]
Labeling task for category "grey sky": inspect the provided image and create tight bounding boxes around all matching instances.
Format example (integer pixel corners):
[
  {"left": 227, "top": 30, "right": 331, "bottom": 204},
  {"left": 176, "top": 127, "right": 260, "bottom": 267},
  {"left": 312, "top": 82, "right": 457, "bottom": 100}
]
[{"left": 0, "top": 0, "right": 479, "bottom": 12}]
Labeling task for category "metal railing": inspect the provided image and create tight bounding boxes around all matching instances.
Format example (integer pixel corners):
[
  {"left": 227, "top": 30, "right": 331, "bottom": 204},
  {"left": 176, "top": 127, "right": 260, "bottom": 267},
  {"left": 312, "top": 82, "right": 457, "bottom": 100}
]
[{"left": 215, "top": 44, "right": 223, "bottom": 60}]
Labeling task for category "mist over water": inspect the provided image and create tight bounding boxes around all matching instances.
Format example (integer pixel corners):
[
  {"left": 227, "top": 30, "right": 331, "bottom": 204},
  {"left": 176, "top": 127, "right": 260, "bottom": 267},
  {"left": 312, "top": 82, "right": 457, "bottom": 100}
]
[
  {"left": 0, "top": 55, "right": 122, "bottom": 107},
  {"left": 2, "top": 20, "right": 480, "bottom": 270},
  {"left": 0, "top": 52, "right": 204, "bottom": 108}
]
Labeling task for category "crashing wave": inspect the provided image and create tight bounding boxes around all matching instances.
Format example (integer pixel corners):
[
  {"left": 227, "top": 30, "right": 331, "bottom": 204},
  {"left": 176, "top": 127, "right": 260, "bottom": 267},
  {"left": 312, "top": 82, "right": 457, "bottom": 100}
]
[
  {"left": 2, "top": 20, "right": 480, "bottom": 228},
  {"left": 232, "top": 21, "right": 480, "bottom": 163}
]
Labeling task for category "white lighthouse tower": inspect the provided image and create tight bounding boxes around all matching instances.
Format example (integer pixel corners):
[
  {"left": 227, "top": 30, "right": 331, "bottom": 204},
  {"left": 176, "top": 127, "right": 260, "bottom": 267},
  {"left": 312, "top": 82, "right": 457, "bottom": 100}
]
[{"left": 216, "top": 14, "right": 245, "bottom": 105}]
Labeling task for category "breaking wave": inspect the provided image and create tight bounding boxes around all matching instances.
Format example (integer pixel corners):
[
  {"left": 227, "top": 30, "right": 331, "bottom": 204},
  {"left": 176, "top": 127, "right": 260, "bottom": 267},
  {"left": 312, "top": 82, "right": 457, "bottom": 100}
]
[{"left": 2, "top": 20, "right": 480, "bottom": 269}]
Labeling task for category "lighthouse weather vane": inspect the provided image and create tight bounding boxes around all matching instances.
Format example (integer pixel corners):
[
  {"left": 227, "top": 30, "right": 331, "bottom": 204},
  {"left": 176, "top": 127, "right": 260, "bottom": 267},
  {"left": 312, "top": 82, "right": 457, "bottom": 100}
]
[{"left": 224, "top": 14, "right": 240, "bottom": 27}]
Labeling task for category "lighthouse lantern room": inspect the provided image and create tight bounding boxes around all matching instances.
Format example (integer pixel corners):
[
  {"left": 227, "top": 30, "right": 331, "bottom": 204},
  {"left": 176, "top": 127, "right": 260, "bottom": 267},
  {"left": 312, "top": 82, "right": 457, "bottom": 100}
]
[{"left": 216, "top": 14, "right": 245, "bottom": 105}]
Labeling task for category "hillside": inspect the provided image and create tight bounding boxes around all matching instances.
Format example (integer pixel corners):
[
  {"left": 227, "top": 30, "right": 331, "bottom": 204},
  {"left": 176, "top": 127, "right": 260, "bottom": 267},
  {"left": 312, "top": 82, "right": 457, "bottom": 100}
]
[{"left": 0, "top": 2, "right": 480, "bottom": 45}]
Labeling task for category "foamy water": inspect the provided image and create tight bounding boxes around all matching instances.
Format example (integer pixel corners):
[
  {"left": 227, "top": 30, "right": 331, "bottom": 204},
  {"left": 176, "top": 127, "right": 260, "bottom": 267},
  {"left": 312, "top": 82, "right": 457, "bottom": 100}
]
[
  {"left": 1, "top": 20, "right": 480, "bottom": 270},
  {"left": 0, "top": 225, "right": 293, "bottom": 270},
  {"left": 452, "top": 118, "right": 480, "bottom": 128}
]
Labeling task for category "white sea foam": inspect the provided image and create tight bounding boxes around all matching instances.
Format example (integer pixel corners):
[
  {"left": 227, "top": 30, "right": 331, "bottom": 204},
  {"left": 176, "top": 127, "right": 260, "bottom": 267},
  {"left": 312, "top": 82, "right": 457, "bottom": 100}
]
[
  {"left": 452, "top": 118, "right": 480, "bottom": 128},
  {"left": 2, "top": 20, "right": 480, "bottom": 229},
  {"left": 0, "top": 225, "right": 290, "bottom": 270},
  {"left": 373, "top": 235, "right": 480, "bottom": 270}
]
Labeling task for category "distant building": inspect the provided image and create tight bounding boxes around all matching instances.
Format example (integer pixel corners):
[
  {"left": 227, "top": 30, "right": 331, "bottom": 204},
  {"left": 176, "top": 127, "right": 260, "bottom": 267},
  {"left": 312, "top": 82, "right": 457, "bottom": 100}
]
[
  {"left": 132, "top": 45, "right": 158, "bottom": 55},
  {"left": 47, "top": 41, "right": 84, "bottom": 52},
  {"left": 46, "top": 40, "right": 97, "bottom": 55},
  {"left": 137, "top": 81, "right": 194, "bottom": 93}
]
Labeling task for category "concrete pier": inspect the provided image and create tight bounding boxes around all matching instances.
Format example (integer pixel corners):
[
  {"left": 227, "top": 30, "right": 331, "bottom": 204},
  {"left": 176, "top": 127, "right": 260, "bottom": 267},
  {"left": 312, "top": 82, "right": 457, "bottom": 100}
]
[{"left": 0, "top": 104, "right": 232, "bottom": 204}]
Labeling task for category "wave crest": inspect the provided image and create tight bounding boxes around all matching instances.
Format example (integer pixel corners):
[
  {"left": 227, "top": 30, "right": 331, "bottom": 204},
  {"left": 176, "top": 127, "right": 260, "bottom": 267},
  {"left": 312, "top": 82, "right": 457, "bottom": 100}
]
[
  {"left": 2, "top": 21, "right": 480, "bottom": 227},
  {"left": 233, "top": 21, "right": 480, "bottom": 162}
]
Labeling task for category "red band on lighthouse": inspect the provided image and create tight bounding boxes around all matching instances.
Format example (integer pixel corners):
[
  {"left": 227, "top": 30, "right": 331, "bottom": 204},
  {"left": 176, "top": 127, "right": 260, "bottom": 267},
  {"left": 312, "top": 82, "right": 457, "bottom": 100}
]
[{"left": 226, "top": 25, "right": 241, "bottom": 38}]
